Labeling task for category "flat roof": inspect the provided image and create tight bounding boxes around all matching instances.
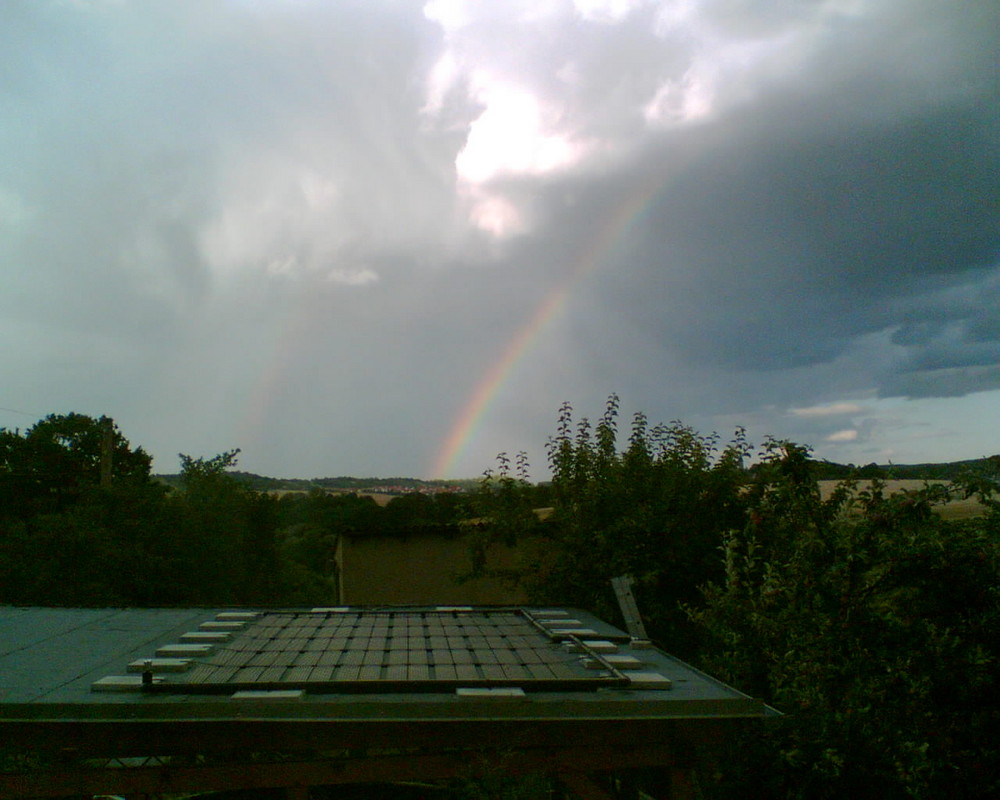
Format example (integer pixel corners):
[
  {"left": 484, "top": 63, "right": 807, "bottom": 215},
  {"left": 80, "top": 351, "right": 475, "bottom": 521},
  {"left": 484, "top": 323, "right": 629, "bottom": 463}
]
[
  {"left": 1, "top": 606, "right": 771, "bottom": 798},
  {"left": 1, "top": 605, "right": 762, "bottom": 719},
  {"left": 0, "top": 604, "right": 768, "bottom": 782}
]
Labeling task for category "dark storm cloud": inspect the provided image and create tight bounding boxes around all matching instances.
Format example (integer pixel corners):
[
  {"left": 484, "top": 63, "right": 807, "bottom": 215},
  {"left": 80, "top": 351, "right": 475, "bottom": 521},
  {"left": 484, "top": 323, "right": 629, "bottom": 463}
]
[
  {"left": 882, "top": 269, "right": 1000, "bottom": 398},
  {"left": 503, "top": 1, "right": 1000, "bottom": 417},
  {"left": 619, "top": 100, "right": 999, "bottom": 371}
]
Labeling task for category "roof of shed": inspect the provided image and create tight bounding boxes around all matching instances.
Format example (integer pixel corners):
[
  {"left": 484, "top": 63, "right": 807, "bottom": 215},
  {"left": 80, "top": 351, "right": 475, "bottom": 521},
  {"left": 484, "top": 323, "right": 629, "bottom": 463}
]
[{"left": 0, "top": 605, "right": 765, "bottom": 723}]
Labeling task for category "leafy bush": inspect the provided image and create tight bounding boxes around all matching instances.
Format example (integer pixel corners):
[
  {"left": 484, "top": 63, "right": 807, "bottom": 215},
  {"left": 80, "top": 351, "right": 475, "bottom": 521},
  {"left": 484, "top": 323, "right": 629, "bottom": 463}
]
[{"left": 476, "top": 399, "right": 999, "bottom": 798}]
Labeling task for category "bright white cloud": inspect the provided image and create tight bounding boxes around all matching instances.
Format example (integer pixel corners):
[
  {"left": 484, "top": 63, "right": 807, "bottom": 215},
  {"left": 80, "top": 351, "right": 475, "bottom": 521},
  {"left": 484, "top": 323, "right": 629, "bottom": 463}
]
[
  {"left": 423, "top": 0, "right": 474, "bottom": 32},
  {"left": 455, "top": 84, "right": 585, "bottom": 184},
  {"left": 327, "top": 267, "right": 380, "bottom": 286},
  {"left": 826, "top": 429, "right": 860, "bottom": 442},
  {"left": 422, "top": 0, "right": 862, "bottom": 236},
  {"left": 462, "top": 188, "right": 526, "bottom": 238},
  {"left": 573, "top": 0, "right": 644, "bottom": 23},
  {"left": 791, "top": 402, "right": 865, "bottom": 417},
  {"left": 643, "top": 68, "right": 716, "bottom": 125}
]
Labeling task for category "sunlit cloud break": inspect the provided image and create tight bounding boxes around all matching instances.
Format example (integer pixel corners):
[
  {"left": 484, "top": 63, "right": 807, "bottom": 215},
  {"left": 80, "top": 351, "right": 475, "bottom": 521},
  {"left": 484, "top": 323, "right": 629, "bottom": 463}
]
[{"left": 791, "top": 403, "right": 865, "bottom": 418}]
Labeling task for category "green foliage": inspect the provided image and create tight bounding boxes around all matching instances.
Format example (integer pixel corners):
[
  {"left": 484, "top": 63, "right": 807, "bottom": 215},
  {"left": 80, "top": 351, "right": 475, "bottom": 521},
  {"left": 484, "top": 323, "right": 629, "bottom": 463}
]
[
  {"left": 4, "top": 406, "right": 996, "bottom": 798},
  {"left": 465, "top": 451, "right": 546, "bottom": 587},
  {"left": 0, "top": 417, "right": 340, "bottom": 607},
  {"left": 0, "top": 413, "right": 152, "bottom": 519},
  {"left": 691, "top": 444, "right": 999, "bottom": 798},
  {"left": 479, "top": 401, "right": 999, "bottom": 799},
  {"left": 0, "top": 412, "right": 476, "bottom": 609},
  {"left": 953, "top": 454, "right": 1000, "bottom": 516},
  {"left": 546, "top": 396, "right": 750, "bottom": 654},
  {"left": 473, "top": 395, "right": 750, "bottom": 656},
  {"left": 0, "top": 414, "right": 167, "bottom": 604},
  {"left": 383, "top": 491, "right": 467, "bottom": 530}
]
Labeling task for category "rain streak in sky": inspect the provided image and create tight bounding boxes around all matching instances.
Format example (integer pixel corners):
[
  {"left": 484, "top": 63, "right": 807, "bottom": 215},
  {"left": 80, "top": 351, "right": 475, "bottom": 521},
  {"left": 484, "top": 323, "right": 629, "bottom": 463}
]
[{"left": 1, "top": 0, "right": 998, "bottom": 478}]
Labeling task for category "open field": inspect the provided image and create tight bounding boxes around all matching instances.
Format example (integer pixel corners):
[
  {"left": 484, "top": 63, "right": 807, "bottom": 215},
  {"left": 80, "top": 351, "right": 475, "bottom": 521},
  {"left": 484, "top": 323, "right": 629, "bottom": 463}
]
[
  {"left": 266, "top": 489, "right": 397, "bottom": 505},
  {"left": 272, "top": 482, "right": 987, "bottom": 519},
  {"left": 818, "top": 479, "right": 985, "bottom": 521}
]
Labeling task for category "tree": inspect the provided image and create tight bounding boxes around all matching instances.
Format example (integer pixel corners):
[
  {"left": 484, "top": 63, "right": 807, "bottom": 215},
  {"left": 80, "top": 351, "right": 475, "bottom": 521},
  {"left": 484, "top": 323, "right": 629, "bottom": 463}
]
[
  {"left": 167, "top": 449, "right": 282, "bottom": 604},
  {"left": 480, "top": 401, "right": 1000, "bottom": 798},
  {"left": 0, "top": 413, "right": 164, "bottom": 605},
  {"left": 474, "top": 396, "right": 750, "bottom": 656},
  {"left": 0, "top": 413, "right": 152, "bottom": 519},
  {"left": 690, "top": 441, "right": 1000, "bottom": 798}
]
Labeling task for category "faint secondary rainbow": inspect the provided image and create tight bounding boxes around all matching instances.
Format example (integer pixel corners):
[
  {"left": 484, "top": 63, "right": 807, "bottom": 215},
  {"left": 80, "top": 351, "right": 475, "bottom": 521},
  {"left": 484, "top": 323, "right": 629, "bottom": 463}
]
[
  {"left": 233, "top": 286, "right": 321, "bottom": 453},
  {"left": 430, "top": 172, "right": 668, "bottom": 478}
]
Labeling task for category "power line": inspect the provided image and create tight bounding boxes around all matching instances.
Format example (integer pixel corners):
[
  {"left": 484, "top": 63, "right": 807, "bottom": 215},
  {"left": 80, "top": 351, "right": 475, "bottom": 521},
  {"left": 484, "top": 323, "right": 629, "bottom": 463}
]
[{"left": 0, "top": 405, "right": 43, "bottom": 419}]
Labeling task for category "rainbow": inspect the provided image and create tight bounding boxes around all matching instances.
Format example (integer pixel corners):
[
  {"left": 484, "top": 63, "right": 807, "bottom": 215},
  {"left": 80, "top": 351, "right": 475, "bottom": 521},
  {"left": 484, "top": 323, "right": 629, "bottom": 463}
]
[
  {"left": 430, "top": 172, "right": 668, "bottom": 478},
  {"left": 233, "top": 286, "right": 320, "bottom": 453}
]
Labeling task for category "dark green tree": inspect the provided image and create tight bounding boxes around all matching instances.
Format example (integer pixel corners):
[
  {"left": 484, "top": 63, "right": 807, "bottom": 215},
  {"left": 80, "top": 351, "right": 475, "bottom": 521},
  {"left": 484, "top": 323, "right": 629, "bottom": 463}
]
[
  {"left": 690, "top": 440, "right": 1000, "bottom": 799},
  {"left": 0, "top": 413, "right": 152, "bottom": 519},
  {"left": 0, "top": 414, "right": 168, "bottom": 605},
  {"left": 480, "top": 401, "right": 1000, "bottom": 798},
  {"left": 474, "top": 396, "right": 750, "bottom": 655},
  {"left": 167, "top": 449, "right": 282, "bottom": 604}
]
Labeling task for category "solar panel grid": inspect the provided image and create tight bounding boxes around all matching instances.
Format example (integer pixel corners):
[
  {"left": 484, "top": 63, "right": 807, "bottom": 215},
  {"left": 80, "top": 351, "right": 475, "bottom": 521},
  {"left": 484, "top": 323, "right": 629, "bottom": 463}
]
[
  {"left": 480, "top": 664, "right": 506, "bottom": 681},
  {"left": 216, "top": 666, "right": 241, "bottom": 683},
  {"left": 185, "top": 665, "right": 214, "bottom": 683},
  {"left": 286, "top": 666, "right": 313, "bottom": 682},
  {"left": 140, "top": 610, "right": 627, "bottom": 692},
  {"left": 317, "top": 652, "right": 339, "bottom": 667},
  {"left": 211, "top": 648, "right": 251, "bottom": 667},
  {"left": 527, "top": 664, "right": 556, "bottom": 680},
  {"left": 260, "top": 666, "right": 285, "bottom": 683}
]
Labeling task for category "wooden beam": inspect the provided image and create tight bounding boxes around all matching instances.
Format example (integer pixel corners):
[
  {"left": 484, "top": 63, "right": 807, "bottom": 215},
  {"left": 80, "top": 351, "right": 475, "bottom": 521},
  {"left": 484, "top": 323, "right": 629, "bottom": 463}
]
[
  {"left": 0, "top": 716, "right": 732, "bottom": 758},
  {"left": 560, "top": 773, "right": 616, "bottom": 800},
  {"left": 0, "top": 741, "right": 687, "bottom": 799}
]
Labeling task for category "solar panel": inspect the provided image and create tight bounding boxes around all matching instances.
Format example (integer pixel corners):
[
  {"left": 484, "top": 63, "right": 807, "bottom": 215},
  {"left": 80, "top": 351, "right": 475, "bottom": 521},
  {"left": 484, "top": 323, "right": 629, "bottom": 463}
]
[{"left": 126, "top": 609, "right": 631, "bottom": 694}]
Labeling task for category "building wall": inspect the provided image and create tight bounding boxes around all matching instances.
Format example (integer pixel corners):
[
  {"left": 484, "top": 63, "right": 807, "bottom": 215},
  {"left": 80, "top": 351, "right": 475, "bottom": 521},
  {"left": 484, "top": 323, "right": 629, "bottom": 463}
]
[{"left": 336, "top": 528, "right": 528, "bottom": 605}]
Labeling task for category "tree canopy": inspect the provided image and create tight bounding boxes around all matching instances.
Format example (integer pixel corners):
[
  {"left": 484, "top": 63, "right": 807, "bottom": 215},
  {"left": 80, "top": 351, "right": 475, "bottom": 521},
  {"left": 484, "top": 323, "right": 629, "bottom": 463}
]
[
  {"left": 0, "top": 413, "right": 467, "bottom": 609},
  {"left": 472, "top": 396, "right": 999, "bottom": 799},
  {"left": 0, "top": 413, "right": 152, "bottom": 518}
]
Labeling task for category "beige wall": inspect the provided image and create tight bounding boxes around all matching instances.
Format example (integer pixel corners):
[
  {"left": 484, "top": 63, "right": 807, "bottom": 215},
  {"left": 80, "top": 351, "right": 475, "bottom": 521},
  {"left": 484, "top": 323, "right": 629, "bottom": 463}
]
[{"left": 336, "top": 530, "right": 527, "bottom": 605}]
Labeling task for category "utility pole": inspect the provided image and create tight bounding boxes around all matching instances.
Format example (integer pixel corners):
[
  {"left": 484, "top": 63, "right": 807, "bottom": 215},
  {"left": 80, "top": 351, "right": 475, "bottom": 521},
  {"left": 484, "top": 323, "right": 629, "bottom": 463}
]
[{"left": 100, "top": 417, "right": 114, "bottom": 487}]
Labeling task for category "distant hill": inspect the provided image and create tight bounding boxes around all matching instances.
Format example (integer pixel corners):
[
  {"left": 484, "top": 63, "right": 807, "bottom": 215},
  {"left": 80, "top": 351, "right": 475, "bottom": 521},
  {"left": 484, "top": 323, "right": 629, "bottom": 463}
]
[
  {"left": 809, "top": 456, "right": 998, "bottom": 481},
  {"left": 153, "top": 471, "right": 480, "bottom": 494},
  {"left": 152, "top": 457, "right": 999, "bottom": 492}
]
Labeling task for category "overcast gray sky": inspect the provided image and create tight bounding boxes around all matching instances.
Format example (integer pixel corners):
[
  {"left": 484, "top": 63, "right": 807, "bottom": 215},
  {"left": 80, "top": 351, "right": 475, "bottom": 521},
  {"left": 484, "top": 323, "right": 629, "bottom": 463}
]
[{"left": 2, "top": 0, "right": 998, "bottom": 479}]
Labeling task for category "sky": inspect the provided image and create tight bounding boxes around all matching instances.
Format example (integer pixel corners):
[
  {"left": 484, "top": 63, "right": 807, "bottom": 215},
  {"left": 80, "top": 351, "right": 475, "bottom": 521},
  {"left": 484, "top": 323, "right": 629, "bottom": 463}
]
[{"left": 1, "top": 0, "right": 998, "bottom": 480}]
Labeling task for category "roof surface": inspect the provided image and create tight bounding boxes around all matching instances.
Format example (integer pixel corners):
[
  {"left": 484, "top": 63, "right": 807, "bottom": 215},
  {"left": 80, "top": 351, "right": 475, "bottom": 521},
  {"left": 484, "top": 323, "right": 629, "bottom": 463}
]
[{"left": 0, "top": 605, "right": 764, "bottom": 723}]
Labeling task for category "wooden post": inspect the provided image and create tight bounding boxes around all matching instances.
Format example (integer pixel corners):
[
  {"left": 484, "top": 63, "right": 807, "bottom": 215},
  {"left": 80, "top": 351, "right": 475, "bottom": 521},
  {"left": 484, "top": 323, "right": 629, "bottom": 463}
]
[{"left": 100, "top": 417, "right": 113, "bottom": 487}]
